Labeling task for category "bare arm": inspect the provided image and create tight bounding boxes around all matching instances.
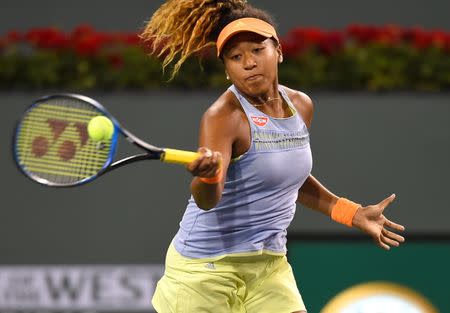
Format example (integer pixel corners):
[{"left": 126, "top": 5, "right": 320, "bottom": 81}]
[
  {"left": 296, "top": 174, "right": 338, "bottom": 217},
  {"left": 185, "top": 94, "right": 241, "bottom": 210},
  {"left": 284, "top": 89, "right": 339, "bottom": 214},
  {"left": 286, "top": 86, "right": 405, "bottom": 249},
  {"left": 286, "top": 89, "right": 339, "bottom": 214}
]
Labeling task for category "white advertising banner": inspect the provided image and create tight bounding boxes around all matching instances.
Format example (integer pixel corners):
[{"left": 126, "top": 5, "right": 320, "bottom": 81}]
[{"left": 0, "top": 265, "right": 164, "bottom": 311}]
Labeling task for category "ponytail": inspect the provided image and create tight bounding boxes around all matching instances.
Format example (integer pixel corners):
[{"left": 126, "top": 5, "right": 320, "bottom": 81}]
[{"left": 141, "top": 0, "right": 276, "bottom": 78}]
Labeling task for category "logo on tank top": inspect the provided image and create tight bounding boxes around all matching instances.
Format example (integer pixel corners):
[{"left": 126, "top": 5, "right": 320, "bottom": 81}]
[{"left": 251, "top": 116, "right": 268, "bottom": 127}]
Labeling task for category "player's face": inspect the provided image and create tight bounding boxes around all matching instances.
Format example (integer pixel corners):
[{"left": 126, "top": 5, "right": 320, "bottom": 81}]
[{"left": 222, "top": 32, "right": 281, "bottom": 98}]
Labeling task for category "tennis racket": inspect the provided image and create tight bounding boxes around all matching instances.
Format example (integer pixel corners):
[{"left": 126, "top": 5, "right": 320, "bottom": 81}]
[{"left": 13, "top": 93, "right": 200, "bottom": 187}]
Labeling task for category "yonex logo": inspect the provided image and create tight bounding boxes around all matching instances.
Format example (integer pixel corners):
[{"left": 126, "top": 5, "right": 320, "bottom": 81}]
[
  {"left": 31, "top": 118, "right": 89, "bottom": 161},
  {"left": 251, "top": 116, "right": 268, "bottom": 127}
]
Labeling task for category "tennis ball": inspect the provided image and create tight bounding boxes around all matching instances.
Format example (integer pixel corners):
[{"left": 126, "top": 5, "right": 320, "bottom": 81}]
[{"left": 88, "top": 116, "right": 114, "bottom": 141}]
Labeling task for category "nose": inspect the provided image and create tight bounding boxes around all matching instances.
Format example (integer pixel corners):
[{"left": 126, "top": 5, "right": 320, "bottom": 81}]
[{"left": 243, "top": 53, "right": 257, "bottom": 70}]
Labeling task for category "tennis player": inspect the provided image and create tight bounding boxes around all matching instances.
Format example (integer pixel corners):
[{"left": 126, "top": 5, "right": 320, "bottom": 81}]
[{"left": 141, "top": 1, "right": 406, "bottom": 312}]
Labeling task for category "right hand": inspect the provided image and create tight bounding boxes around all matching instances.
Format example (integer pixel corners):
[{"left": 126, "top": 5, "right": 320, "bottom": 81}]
[{"left": 186, "top": 147, "right": 222, "bottom": 178}]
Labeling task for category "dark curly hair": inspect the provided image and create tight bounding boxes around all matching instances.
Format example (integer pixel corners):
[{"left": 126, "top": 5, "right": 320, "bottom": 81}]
[{"left": 140, "top": 0, "right": 276, "bottom": 78}]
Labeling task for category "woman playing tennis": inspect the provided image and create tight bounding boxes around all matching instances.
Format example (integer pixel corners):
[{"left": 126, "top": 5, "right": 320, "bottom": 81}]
[{"left": 141, "top": 1, "right": 405, "bottom": 312}]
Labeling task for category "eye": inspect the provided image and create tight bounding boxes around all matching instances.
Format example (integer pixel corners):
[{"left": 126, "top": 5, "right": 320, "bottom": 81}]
[
  {"left": 230, "top": 54, "right": 241, "bottom": 61},
  {"left": 253, "top": 46, "right": 264, "bottom": 53}
]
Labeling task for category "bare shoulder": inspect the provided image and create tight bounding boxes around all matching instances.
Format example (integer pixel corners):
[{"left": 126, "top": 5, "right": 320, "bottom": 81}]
[
  {"left": 282, "top": 85, "right": 314, "bottom": 129},
  {"left": 202, "top": 89, "right": 243, "bottom": 127},
  {"left": 199, "top": 89, "right": 244, "bottom": 145}
]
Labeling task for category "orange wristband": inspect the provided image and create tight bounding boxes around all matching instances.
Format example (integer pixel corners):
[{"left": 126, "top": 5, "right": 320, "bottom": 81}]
[
  {"left": 199, "top": 168, "right": 223, "bottom": 184},
  {"left": 331, "top": 198, "right": 361, "bottom": 227}
]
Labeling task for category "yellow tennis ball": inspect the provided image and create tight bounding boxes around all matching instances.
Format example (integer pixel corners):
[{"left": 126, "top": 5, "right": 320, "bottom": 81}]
[
  {"left": 99, "top": 116, "right": 114, "bottom": 140},
  {"left": 88, "top": 116, "right": 114, "bottom": 141}
]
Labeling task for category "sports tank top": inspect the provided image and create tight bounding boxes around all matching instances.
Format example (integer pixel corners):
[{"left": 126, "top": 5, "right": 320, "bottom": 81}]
[{"left": 173, "top": 85, "right": 313, "bottom": 259}]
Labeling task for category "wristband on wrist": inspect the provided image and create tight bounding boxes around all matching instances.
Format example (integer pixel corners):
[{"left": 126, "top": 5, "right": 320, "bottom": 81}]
[
  {"left": 199, "top": 168, "right": 223, "bottom": 184},
  {"left": 331, "top": 197, "right": 361, "bottom": 227}
]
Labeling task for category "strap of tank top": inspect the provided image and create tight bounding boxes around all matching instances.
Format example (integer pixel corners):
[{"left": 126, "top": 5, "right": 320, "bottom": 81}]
[
  {"left": 228, "top": 85, "right": 259, "bottom": 115},
  {"left": 228, "top": 85, "right": 263, "bottom": 131},
  {"left": 278, "top": 85, "right": 299, "bottom": 116}
]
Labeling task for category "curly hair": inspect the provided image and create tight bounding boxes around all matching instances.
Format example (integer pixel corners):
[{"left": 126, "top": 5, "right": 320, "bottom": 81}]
[{"left": 140, "top": 0, "right": 276, "bottom": 79}]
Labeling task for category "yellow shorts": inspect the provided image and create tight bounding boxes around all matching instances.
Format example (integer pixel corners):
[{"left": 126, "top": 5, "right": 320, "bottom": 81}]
[{"left": 152, "top": 243, "right": 307, "bottom": 313}]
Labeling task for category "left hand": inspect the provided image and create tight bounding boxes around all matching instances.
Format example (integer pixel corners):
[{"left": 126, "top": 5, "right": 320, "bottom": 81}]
[{"left": 352, "top": 194, "right": 405, "bottom": 250}]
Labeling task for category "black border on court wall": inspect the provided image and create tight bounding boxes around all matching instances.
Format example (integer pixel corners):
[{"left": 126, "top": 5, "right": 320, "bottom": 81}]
[{"left": 288, "top": 233, "right": 450, "bottom": 242}]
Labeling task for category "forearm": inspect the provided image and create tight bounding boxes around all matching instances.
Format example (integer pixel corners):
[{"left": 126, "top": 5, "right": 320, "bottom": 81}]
[
  {"left": 297, "top": 175, "right": 339, "bottom": 216},
  {"left": 297, "top": 174, "right": 362, "bottom": 228},
  {"left": 191, "top": 178, "right": 223, "bottom": 210}
]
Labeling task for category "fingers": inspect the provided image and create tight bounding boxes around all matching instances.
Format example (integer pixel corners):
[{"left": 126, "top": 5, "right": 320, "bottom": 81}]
[
  {"left": 199, "top": 147, "right": 212, "bottom": 158},
  {"left": 376, "top": 239, "right": 391, "bottom": 250},
  {"left": 381, "top": 234, "right": 399, "bottom": 247},
  {"left": 185, "top": 148, "right": 209, "bottom": 172},
  {"left": 382, "top": 228, "right": 405, "bottom": 244},
  {"left": 384, "top": 218, "right": 405, "bottom": 232},
  {"left": 378, "top": 193, "right": 396, "bottom": 209},
  {"left": 375, "top": 226, "right": 406, "bottom": 251},
  {"left": 186, "top": 147, "right": 222, "bottom": 178},
  {"left": 199, "top": 151, "right": 221, "bottom": 176},
  {"left": 196, "top": 149, "right": 217, "bottom": 176},
  {"left": 376, "top": 234, "right": 397, "bottom": 250}
]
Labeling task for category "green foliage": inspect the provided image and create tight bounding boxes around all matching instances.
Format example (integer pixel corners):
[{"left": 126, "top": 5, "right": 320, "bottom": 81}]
[{"left": 1, "top": 25, "right": 449, "bottom": 91}]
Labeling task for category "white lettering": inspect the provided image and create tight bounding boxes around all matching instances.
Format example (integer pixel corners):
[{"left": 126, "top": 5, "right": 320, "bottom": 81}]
[{"left": 0, "top": 266, "right": 163, "bottom": 311}]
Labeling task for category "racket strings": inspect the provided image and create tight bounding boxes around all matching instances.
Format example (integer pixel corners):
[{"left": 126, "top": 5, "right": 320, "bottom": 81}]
[{"left": 16, "top": 97, "right": 113, "bottom": 185}]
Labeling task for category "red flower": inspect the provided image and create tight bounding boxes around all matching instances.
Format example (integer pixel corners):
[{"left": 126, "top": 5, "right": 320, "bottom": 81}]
[
  {"left": 47, "top": 30, "right": 69, "bottom": 50},
  {"left": 6, "top": 30, "right": 22, "bottom": 43},
  {"left": 25, "top": 28, "right": 69, "bottom": 50},
  {"left": 403, "top": 27, "right": 433, "bottom": 50},
  {"left": 319, "top": 31, "right": 345, "bottom": 55},
  {"left": 292, "top": 27, "right": 324, "bottom": 45},
  {"left": 376, "top": 25, "right": 404, "bottom": 46},
  {"left": 108, "top": 53, "right": 124, "bottom": 68},
  {"left": 347, "top": 24, "right": 409, "bottom": 47},
  {"left": 403, "top": 26, "right": 422, "bottom": 41},
  {"left": 414, "top": 33, "right": 432, "bottom": 50},
  {"left": 281, "top": 27, "right": 325, "bottom": 56},
  {"left": 445, "top": 33, "right": 450, "bottom": 53},
  {"left": 282, "top": 28, "right": 346, "bottom": 56},
  {"left": 429, "top": 30, "right": 447, "bottom": 48},
  {"left": 120, "top": 33, "right": 141, "bottom": 46},
  {"left": 73, "top": 33, "right": 105, "bottom": 56},
  {"left": 347, "top": 24, "right": 382, "bottom": 44},
  {"left": 280, "top": 37, "right": 302, "bottom": 57},
  {"left": 71, "top": 24, "right": 95, "bottom": 41},
  {"left": 70, "top": 25, "right": 111, "bottom": 56},
  {"left": 103, "top": 32, "right": 139, "bottom": 47}
]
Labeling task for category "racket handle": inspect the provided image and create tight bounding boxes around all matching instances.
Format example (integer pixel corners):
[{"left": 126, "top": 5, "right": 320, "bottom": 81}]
[{"left": 162, "top": 148, "right": 200, "bottom": 165}]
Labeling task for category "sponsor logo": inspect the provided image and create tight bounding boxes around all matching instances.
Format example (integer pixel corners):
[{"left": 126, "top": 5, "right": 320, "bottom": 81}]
[
  {"left": 0, "top": 265, "right": 164, "bottom": 312},
  {"left": 251, "top": 116, "right": 268, "bottom": 127},
  {"left": 205, "top": 263, "right": 216, "bottom": 270}
]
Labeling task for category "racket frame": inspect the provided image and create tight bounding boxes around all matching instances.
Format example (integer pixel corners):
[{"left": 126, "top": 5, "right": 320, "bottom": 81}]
[{"left": 13, "top": 94, "right": 163, "bottom": 187}]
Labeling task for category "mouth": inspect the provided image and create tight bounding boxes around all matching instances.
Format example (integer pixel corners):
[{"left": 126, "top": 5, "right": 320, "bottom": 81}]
[{"left": 245, "top": 74, "right": 263, "bottom": 81}]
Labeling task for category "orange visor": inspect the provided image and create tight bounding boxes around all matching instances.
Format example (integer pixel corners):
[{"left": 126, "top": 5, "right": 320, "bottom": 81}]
[{"left": 216, "top": 17, "right": 279, "bottom": 57}]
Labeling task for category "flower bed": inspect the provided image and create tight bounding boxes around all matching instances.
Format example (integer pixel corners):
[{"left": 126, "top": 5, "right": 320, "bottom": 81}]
[{"left": 1, "top": 24, "right": 449, "bottom": 91}]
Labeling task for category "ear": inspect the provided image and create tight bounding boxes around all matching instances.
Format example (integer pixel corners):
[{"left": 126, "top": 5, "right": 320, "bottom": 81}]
[{"left": 277, "top": 44, "right": 283, "bottom": 63}]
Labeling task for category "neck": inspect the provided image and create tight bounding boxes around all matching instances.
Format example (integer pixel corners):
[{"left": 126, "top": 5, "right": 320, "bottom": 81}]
[{"left": 246, "top": 83, "right": 281, "bottom": 108}]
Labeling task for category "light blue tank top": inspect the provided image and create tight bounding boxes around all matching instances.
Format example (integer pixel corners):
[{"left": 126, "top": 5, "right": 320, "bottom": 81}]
[{"left": 173, "top": 85, "right": 313, "bottom": 259}]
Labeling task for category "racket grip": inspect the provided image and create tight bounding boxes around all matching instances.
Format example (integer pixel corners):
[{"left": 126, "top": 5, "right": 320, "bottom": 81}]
[{"left": 162, "top": 148, "right": 200, "bottom": 165}]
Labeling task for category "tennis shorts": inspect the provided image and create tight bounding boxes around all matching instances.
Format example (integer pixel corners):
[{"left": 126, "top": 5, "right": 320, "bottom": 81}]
[{"left": 152, "top": 243, "right": 307, "bottom": 313}]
